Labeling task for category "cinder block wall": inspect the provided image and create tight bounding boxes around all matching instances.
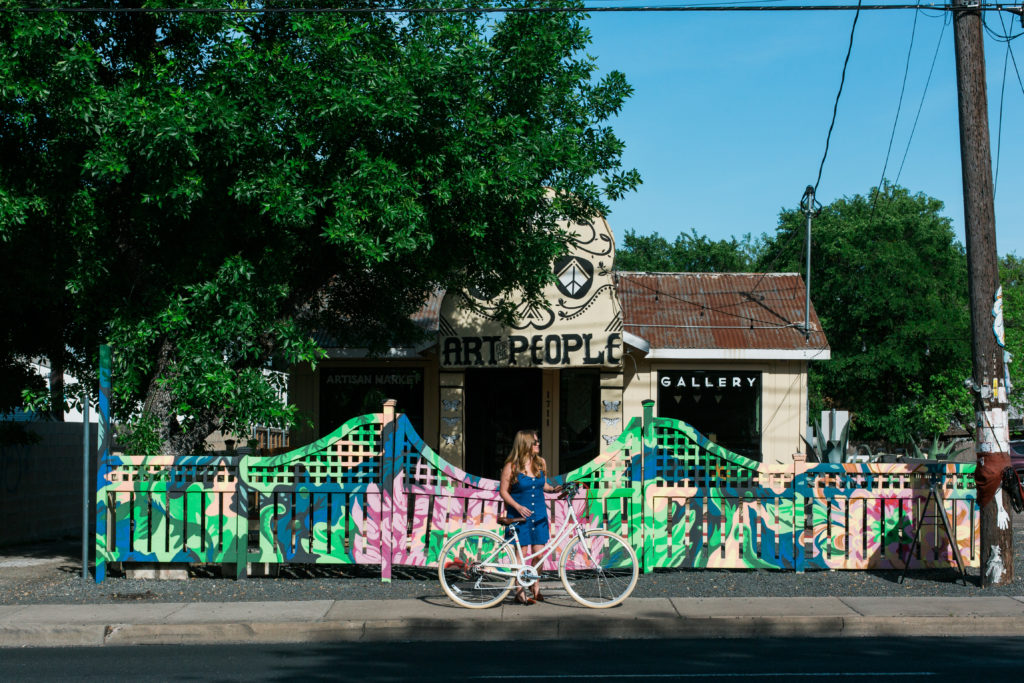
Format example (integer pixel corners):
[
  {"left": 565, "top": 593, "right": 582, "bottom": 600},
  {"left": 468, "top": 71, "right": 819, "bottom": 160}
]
[{"left": 0, "top": 422, "right": 97, "bottom": 547}]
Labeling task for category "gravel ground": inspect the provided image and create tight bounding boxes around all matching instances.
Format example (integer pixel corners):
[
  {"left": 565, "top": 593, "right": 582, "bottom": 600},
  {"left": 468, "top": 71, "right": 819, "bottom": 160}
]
[{"left": 3, "top": 516, "right": 1024, "bottom": 605}]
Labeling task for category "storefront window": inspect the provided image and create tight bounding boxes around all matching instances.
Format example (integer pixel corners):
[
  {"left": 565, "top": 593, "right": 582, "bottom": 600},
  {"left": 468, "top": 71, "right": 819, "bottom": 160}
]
[
  {"left": 319, "top": 367, "right": 424, "bottom": 438},
  {"left": 465, "top": 369, "right": 542, "bottom": 479},
  {"left": 558, "top": 369, "right": 599, "bottom": 474},
  {"left": 657, "top": 370, "right": 762, "bottom": 461}
]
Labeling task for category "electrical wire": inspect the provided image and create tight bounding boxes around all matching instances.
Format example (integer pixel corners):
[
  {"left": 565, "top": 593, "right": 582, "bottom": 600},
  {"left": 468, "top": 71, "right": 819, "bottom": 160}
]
[
  {"left": 983, "top": 11, "right": 1024, "bottom": 41},
  {"left": 894, "top": 11, "right": 949, "bottom": 186},
  {"left": 1009, "top": 32, "right": 1024, "bottom": 96},
  {"left": 878, "top": 7, "right": 919, "bottom": 192},
  {"left": 616, "top": 274, "right": 808, "bottom": 328},
  {"left": 994, "top": 12, "right": 1011, "bottom": 196},
  {"left": 814, "top": 0, "right": 864, "bottom": 196},
  {"left": 0, "top": 3, "right": 996, "bottom": 16},
  {"left": 992, "top": 11, "right": 1024, "bottom": 97}
]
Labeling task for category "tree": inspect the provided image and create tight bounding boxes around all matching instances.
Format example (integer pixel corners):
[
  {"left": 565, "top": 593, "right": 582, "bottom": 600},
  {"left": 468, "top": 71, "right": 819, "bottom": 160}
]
[
  {"left": 0, "top": 1, "right": 639, "bottom": 454},
  {"left": 762, "top": 184, "right": 972, "bottom": 442},
  {"left": 614, "top": 228, "right": 764, "bottom": 272},
  {"left": 1000, "top": 254, "right": 1024, "bottom": 419}
]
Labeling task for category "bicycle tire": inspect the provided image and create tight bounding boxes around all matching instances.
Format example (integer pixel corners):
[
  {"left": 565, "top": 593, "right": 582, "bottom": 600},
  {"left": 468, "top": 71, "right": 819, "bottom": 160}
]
[
  {"left": 438, "top": 530, "right": 517, "bottom": 609},
  {"left": 558, "top": 529, "right": 639, "bottom": 608}
]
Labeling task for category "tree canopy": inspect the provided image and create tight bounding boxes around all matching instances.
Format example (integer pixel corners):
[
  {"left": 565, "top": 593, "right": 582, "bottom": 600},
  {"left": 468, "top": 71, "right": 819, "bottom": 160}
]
[
  {"left": 0, "top": 1, "right": 639, "bottom": 453},
  {"left": 614, "top": 184, "right": 990, "bottom": 443},
  {"left": 614, "top": 228, "right": 764, "bottom": 273},
  {"left": 757, "top": 185, "right": 973, "bottom": 442},
  {"left": 1001, "top": 254, "right": 1024, "bottom": 415}
]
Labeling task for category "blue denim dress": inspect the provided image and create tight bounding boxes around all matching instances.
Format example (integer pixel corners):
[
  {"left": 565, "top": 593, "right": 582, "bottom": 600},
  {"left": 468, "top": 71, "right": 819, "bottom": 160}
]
[{"left": 507, "top": 473, "right": 550, "bottom": 545}]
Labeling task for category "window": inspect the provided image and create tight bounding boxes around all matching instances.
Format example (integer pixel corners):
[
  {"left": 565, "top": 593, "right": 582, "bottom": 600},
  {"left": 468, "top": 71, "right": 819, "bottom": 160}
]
[
  {"left": 319, "top": 367, "right": 424, "bottom": 438},
  {"left": 657, "top": 370, "right": 761, "bottom": 461},
  {"left": 464, "top": 369, "right": 542, "bottom": 479},
  {"left": 558, "top": 369, "right": 599, "bottom": 474}
]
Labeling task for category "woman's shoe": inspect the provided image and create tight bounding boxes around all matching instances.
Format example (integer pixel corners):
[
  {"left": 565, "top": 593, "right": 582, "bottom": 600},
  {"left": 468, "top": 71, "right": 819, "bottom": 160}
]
[
  {"left": 533, "top": 591, "right": 544, "bottom": 602},
  {"left": 514, "top": 593, "right": 535, "bottom": 605}
]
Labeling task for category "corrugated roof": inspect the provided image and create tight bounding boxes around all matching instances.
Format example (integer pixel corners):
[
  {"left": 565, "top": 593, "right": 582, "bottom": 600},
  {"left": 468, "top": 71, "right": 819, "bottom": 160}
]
[
  {"left": 616, "top": 272, "right": 829, "bottom": 352},
  {"left": 410, "top": 288, "right": 444, "bottom": 333}
]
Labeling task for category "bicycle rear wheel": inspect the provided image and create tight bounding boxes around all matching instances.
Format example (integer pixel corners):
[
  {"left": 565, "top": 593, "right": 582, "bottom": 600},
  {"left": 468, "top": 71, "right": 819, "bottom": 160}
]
[
  {"left": 559, "top": 530, "right": 638, "bottom": 608},
  {"left": 438, "top": 530, "right": 516, "bottom": 608}
]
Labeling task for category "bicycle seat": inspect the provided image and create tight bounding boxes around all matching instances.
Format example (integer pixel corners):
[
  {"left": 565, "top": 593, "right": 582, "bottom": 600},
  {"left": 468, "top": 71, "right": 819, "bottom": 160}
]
[{"left": 496, "top": 516, "right": 528, "bottom": 526}]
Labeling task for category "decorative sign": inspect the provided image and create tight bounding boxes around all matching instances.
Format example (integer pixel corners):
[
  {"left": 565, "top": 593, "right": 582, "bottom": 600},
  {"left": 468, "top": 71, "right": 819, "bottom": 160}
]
[
  {"left": 660, "top": 373, "right": 760, "bottom": 390},
  {"left": 439, "top": 215, "right": 621, "bottom": 369}
]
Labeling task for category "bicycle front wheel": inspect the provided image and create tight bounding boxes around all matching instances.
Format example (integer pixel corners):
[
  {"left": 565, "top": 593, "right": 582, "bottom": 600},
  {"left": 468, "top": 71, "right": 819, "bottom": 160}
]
[
  {"left": 438, "top": 530, "right": 516, "bottom": 608},
  {"left": 559, "top": 530, "right": 639, "bottom": 608}
]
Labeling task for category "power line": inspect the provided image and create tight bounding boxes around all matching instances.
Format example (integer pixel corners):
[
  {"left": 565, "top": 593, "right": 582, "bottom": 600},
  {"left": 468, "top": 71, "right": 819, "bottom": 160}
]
[
  {"left": 878, "top": 7, "right": 919, "bottom": 191},
  {"left": 0, "top": 3, "right": 1002, "bottom": 16},
  {"left": 995, "top": 13, "right": 1011, "bottom": 196},
  {"left": 616, "top": 274, "right": 805, "bottom": 328},
  {"left": 814, "top": 0, "right": 863, "bottom": 196},
  {"left": 894, "top": 11, "right": 948, "bottom": 185}
]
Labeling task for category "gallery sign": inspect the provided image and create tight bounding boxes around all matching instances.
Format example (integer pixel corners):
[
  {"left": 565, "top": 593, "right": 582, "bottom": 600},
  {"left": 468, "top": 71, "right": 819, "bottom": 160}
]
[{"left": 659, "top": 371, "right": 760, "bottom": 390}]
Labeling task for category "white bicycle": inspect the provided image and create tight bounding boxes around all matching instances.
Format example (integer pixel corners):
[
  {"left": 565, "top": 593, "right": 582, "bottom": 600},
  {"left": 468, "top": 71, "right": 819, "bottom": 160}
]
[{"left": 437, "top": 482, "right": 639, "bottom": 609}]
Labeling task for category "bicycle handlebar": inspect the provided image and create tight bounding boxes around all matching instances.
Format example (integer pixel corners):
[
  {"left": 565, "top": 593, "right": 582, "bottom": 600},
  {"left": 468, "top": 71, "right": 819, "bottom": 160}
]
[{"left": 557, "top": 481, "right": 580, "bottom": 499}]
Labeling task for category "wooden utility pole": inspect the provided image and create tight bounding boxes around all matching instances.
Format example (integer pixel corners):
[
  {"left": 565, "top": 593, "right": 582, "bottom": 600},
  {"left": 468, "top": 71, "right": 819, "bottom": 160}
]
[{"left": 953, "top": 0, "right": 1012, "bottom": 586}]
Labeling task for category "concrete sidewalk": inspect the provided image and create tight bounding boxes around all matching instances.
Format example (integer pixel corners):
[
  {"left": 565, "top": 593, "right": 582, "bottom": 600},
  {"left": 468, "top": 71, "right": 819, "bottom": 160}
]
[{"left": 4, "top": 594, "right": 1024, "bottom": 647}]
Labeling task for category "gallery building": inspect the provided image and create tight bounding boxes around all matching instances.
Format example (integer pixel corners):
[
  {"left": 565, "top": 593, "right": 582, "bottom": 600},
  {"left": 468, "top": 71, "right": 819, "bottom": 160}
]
[{"left": 288, "top": 215, "right": 830, "bottom": 478}]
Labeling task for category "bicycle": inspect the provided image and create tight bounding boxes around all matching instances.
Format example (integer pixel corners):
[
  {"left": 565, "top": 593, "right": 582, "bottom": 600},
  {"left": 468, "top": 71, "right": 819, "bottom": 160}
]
[{"left": 437, "top": 482, "right": 639, "bottom": 609}]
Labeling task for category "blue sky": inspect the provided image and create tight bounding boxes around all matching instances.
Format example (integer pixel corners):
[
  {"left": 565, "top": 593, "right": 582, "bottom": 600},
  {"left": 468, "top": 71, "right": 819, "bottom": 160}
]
[{"left": 583, "top": 3, "right": 1024, "bottom": 257}]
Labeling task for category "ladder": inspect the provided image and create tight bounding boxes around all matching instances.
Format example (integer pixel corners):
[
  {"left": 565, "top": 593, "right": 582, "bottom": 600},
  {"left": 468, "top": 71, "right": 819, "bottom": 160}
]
[{"left": 899, "top": 472, "right": 968, "bottom": 586}]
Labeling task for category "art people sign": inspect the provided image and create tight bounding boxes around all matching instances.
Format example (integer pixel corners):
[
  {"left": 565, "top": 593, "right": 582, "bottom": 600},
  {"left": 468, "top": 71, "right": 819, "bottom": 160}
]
[{"left": 439, "top": 216, "right": 622, "bottom": 369}]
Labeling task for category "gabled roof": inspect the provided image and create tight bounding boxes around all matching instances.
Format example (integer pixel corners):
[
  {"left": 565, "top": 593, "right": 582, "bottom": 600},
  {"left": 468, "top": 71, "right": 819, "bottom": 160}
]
[{"left": 616, "top": 272, "right": 830, "bottom": 361}]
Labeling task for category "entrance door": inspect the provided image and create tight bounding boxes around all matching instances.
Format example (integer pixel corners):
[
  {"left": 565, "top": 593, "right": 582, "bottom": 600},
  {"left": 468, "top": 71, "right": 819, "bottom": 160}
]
[{"left": 464, "top": 369, "right": 542, "bottom": 479}]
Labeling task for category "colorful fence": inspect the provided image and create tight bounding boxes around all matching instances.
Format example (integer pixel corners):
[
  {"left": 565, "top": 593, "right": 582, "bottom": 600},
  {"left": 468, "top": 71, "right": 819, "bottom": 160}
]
[{"left": 94, "top": 401, "right": 978, "bottom": 582}]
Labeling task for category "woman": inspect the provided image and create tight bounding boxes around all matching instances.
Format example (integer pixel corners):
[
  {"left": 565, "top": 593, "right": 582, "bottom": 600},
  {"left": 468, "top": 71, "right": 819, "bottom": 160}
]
[{"left": 499, "top": 429, "right": 561, "bottom": 604}]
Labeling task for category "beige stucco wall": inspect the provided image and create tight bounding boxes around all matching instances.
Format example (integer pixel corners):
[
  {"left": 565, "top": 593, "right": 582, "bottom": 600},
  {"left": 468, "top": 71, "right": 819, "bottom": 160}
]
[{"left": 621, "top": 350, "right": 808, "bottom": 464}]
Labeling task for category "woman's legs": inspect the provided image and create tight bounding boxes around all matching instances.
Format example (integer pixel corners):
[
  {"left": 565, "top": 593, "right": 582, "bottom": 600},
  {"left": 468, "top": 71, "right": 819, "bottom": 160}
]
[
  {"left": 526, "top": 544, "right": 543, "bottom": 599},
  {"left": 513, "top": 543, "right": 544, "bottom": 603}
]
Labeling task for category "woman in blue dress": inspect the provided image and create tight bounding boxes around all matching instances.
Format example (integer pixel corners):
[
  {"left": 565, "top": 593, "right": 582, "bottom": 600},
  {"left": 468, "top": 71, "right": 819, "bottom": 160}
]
[{"left": 499, "top": 429, "right": 562, "bottom": 604}]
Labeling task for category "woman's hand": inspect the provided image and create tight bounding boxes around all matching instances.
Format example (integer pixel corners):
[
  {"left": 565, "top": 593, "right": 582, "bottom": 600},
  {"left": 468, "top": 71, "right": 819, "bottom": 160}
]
[{"left": 518, "top": 505, "right": 533, "bottom": 518}]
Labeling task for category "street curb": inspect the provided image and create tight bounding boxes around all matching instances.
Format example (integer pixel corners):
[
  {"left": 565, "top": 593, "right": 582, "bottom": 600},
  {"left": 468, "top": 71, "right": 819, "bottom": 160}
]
[{"left": 4, "top": 615, "right": 1024, "bottom": 647}]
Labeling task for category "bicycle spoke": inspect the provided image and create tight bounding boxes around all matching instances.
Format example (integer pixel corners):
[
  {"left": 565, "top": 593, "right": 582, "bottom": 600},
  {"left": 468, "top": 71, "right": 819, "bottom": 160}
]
[
  {"left": 438, "top": 531, "right": 516, "bottom": 608},
  {"left": 559, "top": 530, "right": 638, "bottom": 608}
]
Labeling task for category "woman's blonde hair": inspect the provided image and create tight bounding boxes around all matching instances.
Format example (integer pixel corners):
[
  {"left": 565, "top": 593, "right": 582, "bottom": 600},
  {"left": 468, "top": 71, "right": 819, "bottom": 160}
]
[{"left": 503, "top": 429, "right": 546, "bottom": 478}]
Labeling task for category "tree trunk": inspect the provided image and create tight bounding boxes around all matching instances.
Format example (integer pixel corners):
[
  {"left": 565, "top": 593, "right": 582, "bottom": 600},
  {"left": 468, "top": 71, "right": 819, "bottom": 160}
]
[
  {"left": 48, "top": 350, "right": 64, "bottom": 422},
  {"left": 144, "top": 338, "right": 223, "bottom": 456}
]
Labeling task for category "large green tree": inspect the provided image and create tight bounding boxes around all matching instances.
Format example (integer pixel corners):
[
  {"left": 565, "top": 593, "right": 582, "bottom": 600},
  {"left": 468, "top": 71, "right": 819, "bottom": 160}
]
[
  {"left": 615, "top": 228, "right": 764, "bottom": 272},
  {"left": 0, "top": 1, "right": 639, "bottom": 453},
  {"left": 1000, "top": 254, "right": 1024, "bottom": 416},
  {"left": 764, "top": 184, "right": 972, "bottom": 442}
]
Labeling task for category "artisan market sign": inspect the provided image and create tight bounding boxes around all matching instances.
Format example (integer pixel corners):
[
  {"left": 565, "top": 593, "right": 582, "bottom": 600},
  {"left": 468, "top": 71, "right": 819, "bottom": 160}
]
[{"left": 439, "top": 215, "right": 621, "bottom": 369}]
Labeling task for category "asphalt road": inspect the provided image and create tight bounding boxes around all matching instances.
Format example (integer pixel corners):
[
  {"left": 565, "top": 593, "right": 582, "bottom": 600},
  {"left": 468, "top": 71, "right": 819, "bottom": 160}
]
[{"left": 1, "top": 638, "right": 1022, "bottom": 681}]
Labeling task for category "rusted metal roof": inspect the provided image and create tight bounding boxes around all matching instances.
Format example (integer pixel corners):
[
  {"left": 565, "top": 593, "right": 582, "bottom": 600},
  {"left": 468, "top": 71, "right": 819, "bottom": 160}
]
[
  {"left": 411, "top": 288, "right": 445, "bottom": 333},
  {"left": 616, "top": 272, "right": 829, "bottom": 355}
]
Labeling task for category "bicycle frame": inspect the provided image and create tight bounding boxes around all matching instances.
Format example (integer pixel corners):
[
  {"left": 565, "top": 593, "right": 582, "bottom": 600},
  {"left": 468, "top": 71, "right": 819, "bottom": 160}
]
[{"left": 478, "top": 495, "right": 589, "bottom": 581}]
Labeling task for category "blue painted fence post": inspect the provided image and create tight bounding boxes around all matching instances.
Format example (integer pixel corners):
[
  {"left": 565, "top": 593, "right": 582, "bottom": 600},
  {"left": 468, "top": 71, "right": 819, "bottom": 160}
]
[
  {"left": 94, "top": 345, "right": 112, "bottom": 583},
  {"left": 640, "top": 399, "right": 655, "bottom": 573}
]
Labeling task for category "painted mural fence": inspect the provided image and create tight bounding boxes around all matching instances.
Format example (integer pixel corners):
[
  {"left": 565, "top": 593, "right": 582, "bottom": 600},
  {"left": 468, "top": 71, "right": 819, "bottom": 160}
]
[
  {"left": 94, "top": 451, "right": 245, "bottom": 582},
  {"left": 641, "top": 411, "right": 977, "bottom": 572},
  {"left": 94, "top": 401, "right": 632, "bottom": 581},
  {"left": 95, "top": 402, "right": 978, "bottom": 582}
]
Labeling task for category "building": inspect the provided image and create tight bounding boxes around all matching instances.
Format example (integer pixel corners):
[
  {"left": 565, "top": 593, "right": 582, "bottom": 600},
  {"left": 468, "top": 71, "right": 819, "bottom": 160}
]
[{"left": 289, "top": 214, "right": 830, "bottom": 477}]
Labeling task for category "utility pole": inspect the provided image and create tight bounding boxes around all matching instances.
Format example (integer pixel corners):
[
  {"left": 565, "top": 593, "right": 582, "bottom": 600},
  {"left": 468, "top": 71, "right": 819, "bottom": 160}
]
[{"left": 953, "top": 0, "right": 1012, "bottom": 586}]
